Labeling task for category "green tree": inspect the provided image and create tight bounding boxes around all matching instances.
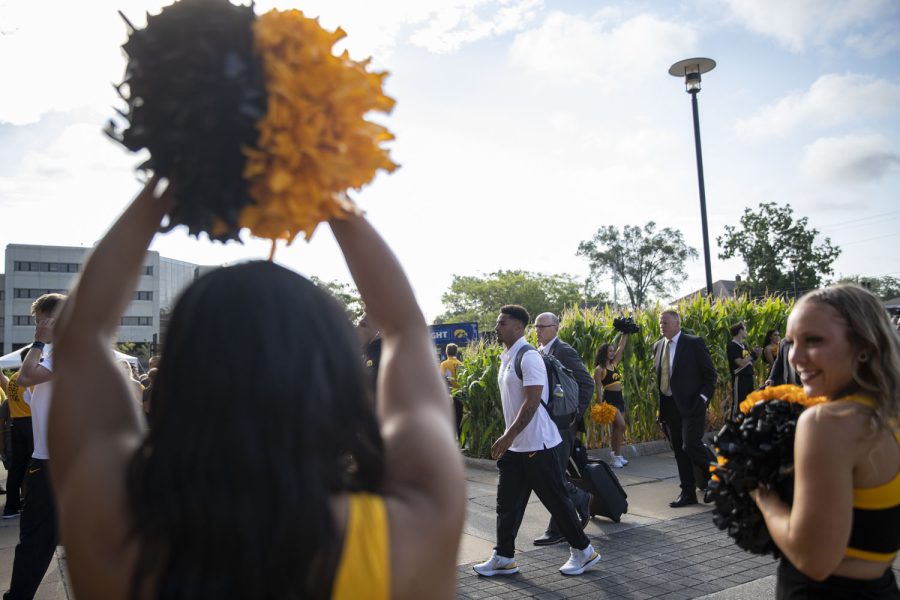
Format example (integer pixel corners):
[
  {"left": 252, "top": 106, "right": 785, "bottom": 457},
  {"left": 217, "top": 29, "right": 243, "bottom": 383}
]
[
  {"left": 115, "top": 342, "right": 151, "bottom": 364},
  {"left": 436, "top": 270, "right": 590, "bottom": 330},
  {"left": 310, "top": 276, "right": 364, "bottom": 322},
  {"left": 838, "top": 275, "right": 900, "bottom": 301},
  {"left": 576, "top": 222, "right": 698, "bottom": 310},
  {"left": 718, "top": 203, "right": 841, "bottom": 297}
]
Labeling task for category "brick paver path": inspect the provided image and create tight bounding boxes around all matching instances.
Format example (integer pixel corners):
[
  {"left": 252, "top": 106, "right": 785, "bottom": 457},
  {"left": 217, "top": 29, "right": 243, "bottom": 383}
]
[{"left": 457, "top": 512, "right": 778, "bottom": 599}]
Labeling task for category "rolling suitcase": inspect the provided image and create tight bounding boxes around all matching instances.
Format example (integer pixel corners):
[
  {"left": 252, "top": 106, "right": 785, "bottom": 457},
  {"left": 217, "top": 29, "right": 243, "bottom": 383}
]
[{"left": 567, "top": 460, "right": 628, "bottom": 523}]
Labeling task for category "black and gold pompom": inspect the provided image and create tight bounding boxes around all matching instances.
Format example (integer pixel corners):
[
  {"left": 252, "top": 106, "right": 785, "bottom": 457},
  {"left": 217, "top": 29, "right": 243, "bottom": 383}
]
[
  {"left": 706, "top": 385, "right": 825, "bottom": 557},
  {"left": 107, "top": 0, "right": 397, "bottom": 244}
]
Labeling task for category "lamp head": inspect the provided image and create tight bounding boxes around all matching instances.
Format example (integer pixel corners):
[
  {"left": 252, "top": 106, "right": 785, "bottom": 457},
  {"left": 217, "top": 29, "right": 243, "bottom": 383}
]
[{"left": 669, "top": 57, "right": 716, "bottom": 94}]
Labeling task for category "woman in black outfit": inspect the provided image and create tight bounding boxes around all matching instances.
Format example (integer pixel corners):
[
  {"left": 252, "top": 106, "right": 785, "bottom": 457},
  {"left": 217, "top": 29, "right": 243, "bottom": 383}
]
[
  {"left": 727, "top": 322, "right": 760, "bottom": 419},
  {"left": 593, "top": 333, "right": 630, "bottom": 468}
]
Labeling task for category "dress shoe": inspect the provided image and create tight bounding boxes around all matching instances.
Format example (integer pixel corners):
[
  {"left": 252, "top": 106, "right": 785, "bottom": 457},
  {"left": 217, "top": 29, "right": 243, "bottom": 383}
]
[
  {"left": 669, "top": 492, "right": 698, "bottom": 508},
  {"left": 533, "top": 530, "right": 565, "bottom": 546}
]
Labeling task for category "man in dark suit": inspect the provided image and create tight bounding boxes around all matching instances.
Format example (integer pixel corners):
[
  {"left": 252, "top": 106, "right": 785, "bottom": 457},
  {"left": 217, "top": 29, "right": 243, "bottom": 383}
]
[
  {"left": 653, "top": 309, "right": 717, "bottom": 507},
  {"left": 765, "top": 338, "right": 797, "bottom": 387},
  {"left": 532, "top": 312, "right": 594, "bottom": 545}
]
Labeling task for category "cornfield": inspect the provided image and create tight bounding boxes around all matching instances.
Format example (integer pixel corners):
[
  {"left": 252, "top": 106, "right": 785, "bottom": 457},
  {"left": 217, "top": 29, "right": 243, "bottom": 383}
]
[{"left": 456, "top": 294, "right": 793, "bottom": 458}]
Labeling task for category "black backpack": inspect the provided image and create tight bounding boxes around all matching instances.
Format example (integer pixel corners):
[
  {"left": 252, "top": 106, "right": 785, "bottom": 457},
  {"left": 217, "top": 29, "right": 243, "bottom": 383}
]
[{"left": 514, "top": 344, "right": 579, "bottom": 429}]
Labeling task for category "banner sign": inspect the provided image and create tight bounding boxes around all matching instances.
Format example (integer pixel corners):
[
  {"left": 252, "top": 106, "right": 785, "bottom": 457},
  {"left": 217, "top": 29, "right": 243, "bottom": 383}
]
[{"left": 429, "top": 322, "right": 478, "bottom": 346}]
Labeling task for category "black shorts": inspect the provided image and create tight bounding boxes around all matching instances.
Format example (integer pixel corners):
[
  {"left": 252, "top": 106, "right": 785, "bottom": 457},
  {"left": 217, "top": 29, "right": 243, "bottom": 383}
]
[
  {"left": 777, "top": 559, "right": 900, "bottom": 599},
  {"left": 603, "top": 390, "right": 626, "bottom": 414}
]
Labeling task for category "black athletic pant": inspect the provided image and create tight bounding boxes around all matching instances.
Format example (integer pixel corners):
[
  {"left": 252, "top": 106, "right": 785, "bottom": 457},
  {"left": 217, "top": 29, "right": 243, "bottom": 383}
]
[
  {"left": 4, "top": 418, "right": 34, "bottom": 515},
  {"left": 5, "top": 459, "right": 58, "bottom": 600},
  {"left": 495, "top": 445, "right": 589, "bottom": 558},
  {"left": 453, "top": 393, "right": 465, "bottom": 441},
  {"left": 659, "top": 395, "right": 708, "bottom": 493},
  {"left": 545, "top": 426, "right": 588, "bottom": 534}
]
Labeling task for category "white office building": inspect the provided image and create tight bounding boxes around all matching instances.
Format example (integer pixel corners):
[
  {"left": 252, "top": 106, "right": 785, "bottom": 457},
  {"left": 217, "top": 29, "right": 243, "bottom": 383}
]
[{"left": 1, "top": 244, "right": 216, "bottom": 354}]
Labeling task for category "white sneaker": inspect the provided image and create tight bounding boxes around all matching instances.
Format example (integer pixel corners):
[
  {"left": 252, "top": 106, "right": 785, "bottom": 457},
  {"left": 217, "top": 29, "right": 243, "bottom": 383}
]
[
  {"left": 559, "top": 544, "right": 601, "bottom": 576},
  {"left": 473, "top": 550, "right": 519, "bottom": 576},
  {"left": 613, "top": 453, "right": 629, "bottom": 466},
  {"left": 610, "top": 455, "right": 625, "bottom": 469}
]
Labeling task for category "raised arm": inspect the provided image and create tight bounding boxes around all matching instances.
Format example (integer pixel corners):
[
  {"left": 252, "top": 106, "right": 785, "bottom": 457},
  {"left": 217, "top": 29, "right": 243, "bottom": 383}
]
[
  {"left": 47, "top": 177, "right": 173, "bottom": 598},
  {"left": 51, "top": 176, "right": 172, "bottom": 477},
  {"left": 610, "top": 333, "right": 628, "bottom": 368},
  {"left": 329, "top": 213, "right": 464, "bottom": 599},
  {"left": 18, "top": 329, "right": 53, "bottom": 387}
]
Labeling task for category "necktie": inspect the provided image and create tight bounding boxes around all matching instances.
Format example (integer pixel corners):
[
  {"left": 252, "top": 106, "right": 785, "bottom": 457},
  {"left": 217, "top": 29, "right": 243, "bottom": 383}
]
[{"left": 660, "top": 339, "right": 671, "bottom": 395}]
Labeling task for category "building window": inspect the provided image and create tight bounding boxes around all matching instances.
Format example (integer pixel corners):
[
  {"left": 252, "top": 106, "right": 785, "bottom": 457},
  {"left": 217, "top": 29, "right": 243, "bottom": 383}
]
[
  {"left": 13, "top": 315, "right": 36, "bottom": 326},
  {"left": 0, "top": 290, "right": 4, "bottom": 301},
  {"left": 143, "top": 266, "right": 153, "bottom": 276},
  {"left": 0, "top": 317, "right": 4, "bottom": 326},
  {"left": 14, "top": 288, "right": 65, "bottom": 299},
  {"left": 134, "top": 291, "right": 153, "bottom": 301},
  {"left": 121, "top": 316, "right": 153, "bottom": 326},
  {"left": 12, "top": 261, "right": 79, "bottom": 273}
]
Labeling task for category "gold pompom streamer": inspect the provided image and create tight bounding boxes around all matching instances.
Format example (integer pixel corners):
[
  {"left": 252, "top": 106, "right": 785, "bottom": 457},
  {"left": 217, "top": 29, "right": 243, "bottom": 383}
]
[
  {"left": 241, "top": 9, "right": 398, "bottom": 243},
  {"left": 591, "top": 402, "right": 618, "bottom": 426}
]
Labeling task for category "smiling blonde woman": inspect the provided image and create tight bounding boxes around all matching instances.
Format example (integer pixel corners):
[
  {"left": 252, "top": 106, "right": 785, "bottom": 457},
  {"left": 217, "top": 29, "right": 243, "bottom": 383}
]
[{"left": 751, "top": 284, "right": 900, "bottom": 599}]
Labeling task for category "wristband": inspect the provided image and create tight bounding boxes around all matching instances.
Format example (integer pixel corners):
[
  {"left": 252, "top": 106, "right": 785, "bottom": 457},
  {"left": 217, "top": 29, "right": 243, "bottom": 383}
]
[{"left": 31, "top": 341, "right": 46, "bottom": 351}]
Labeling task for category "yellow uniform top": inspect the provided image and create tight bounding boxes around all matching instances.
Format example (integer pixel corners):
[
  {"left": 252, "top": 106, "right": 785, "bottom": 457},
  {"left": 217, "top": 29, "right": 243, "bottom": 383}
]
[
  {"left": 332, "top": 493, "right": 390, "bottom": 600},
  {"left": 842, "top": 396, "right": 900, "bottom": 563},
  {"left": 440, "top": 357, "right": 463, "bottom": 390},
  {"left": 6, "top": 372, "right": 32, "bottom": 419}
]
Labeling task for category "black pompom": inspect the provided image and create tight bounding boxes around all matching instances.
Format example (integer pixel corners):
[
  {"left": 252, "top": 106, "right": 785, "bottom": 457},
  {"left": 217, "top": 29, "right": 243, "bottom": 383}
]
[
  {"left": 612, "top": 316, "right": 640, "bottom": 334},
  {"left": 106, "top": 0, "right": 268, "bottom": 241},
  {"left": 706, "top": 400, "right": 806, "bottom": 557}
]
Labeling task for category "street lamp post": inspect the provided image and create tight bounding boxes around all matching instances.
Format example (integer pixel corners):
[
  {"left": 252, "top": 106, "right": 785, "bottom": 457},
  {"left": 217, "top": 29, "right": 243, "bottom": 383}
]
[
  {"left": 669, "top": 57, "right": 716, "bottom": 298},
  {"left": 790, "top": 255, "right": 799, "bottom": 299}
]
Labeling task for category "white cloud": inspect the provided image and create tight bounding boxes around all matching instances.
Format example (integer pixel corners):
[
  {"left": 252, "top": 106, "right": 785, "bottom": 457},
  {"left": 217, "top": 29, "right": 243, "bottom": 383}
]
[
  {"left": 0, "top": 0, "right": 543, "bottom": 125},
  {"left": 256, "top": 0, "right": 544, "bottom": 57},
  {"left": 0, "top": 1, "right": 132, "bottom": 125},
  {"left": 509, "top": 11, "right": 697, "bottom": 82},
  {"left": 736, "top": 74, "right": 900, "bottom": 141},
  {"left": 802, "top": 134, "right": 900, "bottom": 183},
  {"left": 845, "top": 22, "right": 900, "bottom": 57},
  {"left": 724, "top": 0, "right": 892, "bottom": 52},
  {"left": 407, "top": 0, "right": 543, "bottom": 54}
]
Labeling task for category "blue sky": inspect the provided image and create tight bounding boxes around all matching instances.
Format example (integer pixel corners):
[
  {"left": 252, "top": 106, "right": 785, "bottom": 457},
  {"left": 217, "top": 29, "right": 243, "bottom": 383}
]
[{"left": 1, "top": 0, "right": 899, "bottom": 319}]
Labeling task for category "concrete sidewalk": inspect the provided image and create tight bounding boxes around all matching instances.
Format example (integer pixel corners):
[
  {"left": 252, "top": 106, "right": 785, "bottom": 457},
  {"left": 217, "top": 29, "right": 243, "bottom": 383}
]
[
  {"left": 0, "top": 475, "right": 70, "bottom": 599},
  {"left": 457, "top": 444, "right": 900, "bottom": 599}
]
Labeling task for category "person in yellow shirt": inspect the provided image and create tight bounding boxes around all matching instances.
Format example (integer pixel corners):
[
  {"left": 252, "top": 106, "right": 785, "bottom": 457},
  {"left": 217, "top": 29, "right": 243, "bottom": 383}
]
[
  {"left": 1, "top": 349, "right": 35, "bottom": 515},
  {"left": 0, "top": 382, "right": 6, "bottom": 494},
  {"left": 440, "top": 343, "right": 464, "bottom": 437}
]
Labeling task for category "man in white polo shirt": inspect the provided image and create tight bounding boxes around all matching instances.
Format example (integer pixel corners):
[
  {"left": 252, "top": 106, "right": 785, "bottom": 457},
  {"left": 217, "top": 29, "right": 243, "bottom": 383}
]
[
  {"left": 473, "top": 305, "right": 600, "bottom": 578},
  {"left": 5, "top": 293, "right": 65, "bottom": 600}
]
